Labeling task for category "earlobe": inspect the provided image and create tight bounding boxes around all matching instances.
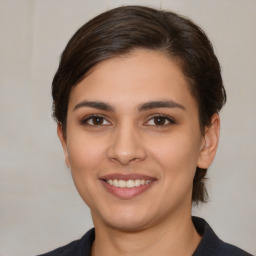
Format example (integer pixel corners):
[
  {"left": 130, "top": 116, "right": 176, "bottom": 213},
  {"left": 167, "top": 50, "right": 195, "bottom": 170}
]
[
  {"left": 57, "top": 124, "right": 71, "bottom": 168},
  {"left": 197, "top": 114, "right": 220, "bottom": 169}
]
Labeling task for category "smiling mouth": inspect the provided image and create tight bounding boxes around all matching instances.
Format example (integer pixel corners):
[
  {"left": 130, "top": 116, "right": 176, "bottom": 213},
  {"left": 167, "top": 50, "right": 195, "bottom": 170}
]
[
  {"left": 105, "top": 179, "right": 152, "bottom": 188},
  {"left": 100, "top": 174, "right": 156, "bottom": 199}
]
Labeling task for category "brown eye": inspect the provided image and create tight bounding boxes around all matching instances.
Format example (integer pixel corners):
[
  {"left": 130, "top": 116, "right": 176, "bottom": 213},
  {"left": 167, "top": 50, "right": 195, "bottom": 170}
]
[
  {"left": 153, "top": 117, "right": 167, "bottom": 126},
  {"left": 145, "top": 115, "right": 175, "bottom": 126},
  {"left": 81, "top": 115, "right": 110, "bottom": 126},
  {"left": 91, "top": 117, "right": 104, "bottom": 125}
]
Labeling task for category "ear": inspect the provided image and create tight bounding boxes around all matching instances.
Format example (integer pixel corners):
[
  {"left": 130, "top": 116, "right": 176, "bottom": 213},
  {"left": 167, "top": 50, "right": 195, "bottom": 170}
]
[
  {"left": 197, "top": 114, "right": 220, "bottom": 169},
  {"left": 57, "top": 124, "right": 71, "bottom": 168}
]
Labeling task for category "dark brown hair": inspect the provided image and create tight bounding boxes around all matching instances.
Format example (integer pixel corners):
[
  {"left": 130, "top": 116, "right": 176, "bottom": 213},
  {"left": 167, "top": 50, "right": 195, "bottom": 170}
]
[{"left": 52, "top": 6, "right": 226, "bottom": 204}]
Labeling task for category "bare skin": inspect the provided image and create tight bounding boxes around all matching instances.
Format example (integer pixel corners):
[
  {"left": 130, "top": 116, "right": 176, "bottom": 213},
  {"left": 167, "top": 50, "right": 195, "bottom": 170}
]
[
  {"left": 58, "top": 49, "right": 220, "bottom": 256},
  {"left": 91, "top": 205, "right": 201, "bottom": 256}
]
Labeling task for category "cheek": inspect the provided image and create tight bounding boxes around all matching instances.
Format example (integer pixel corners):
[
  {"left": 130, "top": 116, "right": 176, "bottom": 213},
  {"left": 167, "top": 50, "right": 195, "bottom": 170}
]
[
  {"left": 66, "top": 126, "right": 106, "bottom": 168},
  {"left": 67, "top": 137, "right": 106, "bottom": 208},
  {"left": 151, "top": 132, "right": 202, "bottom": 208},
  {"left": 66, "top": 132, "right": 106, "bottom": 193},
  {"left": 152, "top": 131, "right": 202, "bottom": 179},
  {"left": 68, "top": 143, "right": 103, "bottom": 169}
]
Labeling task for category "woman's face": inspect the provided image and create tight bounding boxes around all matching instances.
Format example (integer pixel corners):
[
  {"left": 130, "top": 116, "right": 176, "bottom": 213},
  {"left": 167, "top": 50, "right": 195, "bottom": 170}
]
[{"left": 58, "top": 49, "right": 216, "bottom": 231}]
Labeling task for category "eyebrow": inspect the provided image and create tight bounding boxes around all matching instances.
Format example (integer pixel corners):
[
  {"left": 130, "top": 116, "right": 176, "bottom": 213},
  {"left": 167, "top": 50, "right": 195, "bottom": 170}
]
[
  {"left": 138, "top": 100, "right": 186, "bottom": 112},
  {"left": 73, "top": 100, "right": 185, "bottom": 112},
  {"left": 73, "top": 101, "right": 114, "bottom": 112}
]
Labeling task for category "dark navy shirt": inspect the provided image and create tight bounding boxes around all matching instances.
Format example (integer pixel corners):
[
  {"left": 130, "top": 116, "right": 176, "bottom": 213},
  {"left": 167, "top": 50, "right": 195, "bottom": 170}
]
[{"left": 37, "top": 217, "right": 252, "bottom": 256}]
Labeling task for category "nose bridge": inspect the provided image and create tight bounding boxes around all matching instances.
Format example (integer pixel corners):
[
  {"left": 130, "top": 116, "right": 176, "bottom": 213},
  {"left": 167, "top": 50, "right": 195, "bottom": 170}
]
[{"left": 107, "top": 120, "right": 146, "bottom": 165}]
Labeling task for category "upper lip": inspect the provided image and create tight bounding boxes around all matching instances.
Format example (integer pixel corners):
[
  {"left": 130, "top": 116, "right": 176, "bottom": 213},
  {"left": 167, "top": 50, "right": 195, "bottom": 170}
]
[{"left": 99, "top": 173, "right": 156, "bottom": 181}]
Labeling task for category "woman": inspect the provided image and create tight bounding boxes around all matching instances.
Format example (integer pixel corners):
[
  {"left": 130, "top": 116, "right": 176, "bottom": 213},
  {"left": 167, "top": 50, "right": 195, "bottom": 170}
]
[{"left": 39, "top": 6, "right": 251, "bottom": 256}]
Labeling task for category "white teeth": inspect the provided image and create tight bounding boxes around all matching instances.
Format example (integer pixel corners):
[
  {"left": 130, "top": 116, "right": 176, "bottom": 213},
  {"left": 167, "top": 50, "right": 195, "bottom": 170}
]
[
  {"left": 113, "top": 179, "right": 118, "bottom": 187},
  {"left": 119, "top": 180, "right": 126, "bottom": 188},
  {"left": 127, "top": 180, "right": 135, "bottom": 188},
  {"left": 106, "top": 179, "right": 151, "bottom": 188},
  {"left": 135, "top": 179, "right": 141, "bottom": 187}
]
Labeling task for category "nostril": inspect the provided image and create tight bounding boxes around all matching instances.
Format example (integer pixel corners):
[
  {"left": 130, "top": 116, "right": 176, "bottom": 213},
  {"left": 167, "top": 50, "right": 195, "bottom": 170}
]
[{"left": 106, "top": 130, "right": 147, "bottom": 164}]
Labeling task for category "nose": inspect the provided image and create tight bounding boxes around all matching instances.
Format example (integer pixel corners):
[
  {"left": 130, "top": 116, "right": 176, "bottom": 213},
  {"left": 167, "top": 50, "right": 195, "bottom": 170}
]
[{"left": 107, "top": 123, "right": 147, "bottom": 165}]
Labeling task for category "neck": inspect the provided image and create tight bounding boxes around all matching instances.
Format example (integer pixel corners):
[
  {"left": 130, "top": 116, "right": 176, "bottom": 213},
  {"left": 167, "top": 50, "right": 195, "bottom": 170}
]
[{"left": 91, "top": 211, "right": 201, "bottom": 256}]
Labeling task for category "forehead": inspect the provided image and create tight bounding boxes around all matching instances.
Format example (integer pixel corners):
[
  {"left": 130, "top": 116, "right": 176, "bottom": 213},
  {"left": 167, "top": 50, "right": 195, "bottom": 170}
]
[{"left": 68, "top": 49, "right": 197, "bottom": 112}]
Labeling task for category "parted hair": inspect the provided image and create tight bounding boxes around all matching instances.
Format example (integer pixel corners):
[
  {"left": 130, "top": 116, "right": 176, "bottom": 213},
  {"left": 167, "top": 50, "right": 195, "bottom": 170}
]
[{"left": 52, "top": 6, "right": 226, "bottom": 204}]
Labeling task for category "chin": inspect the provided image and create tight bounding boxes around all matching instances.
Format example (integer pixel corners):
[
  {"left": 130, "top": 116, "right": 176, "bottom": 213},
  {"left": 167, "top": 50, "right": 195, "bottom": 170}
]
[
  {"left": 93, "top": 206, "right": 154, "bottom": 231},
  {"left": 107, "top": 216, "right": 151, "bottom": 231}
]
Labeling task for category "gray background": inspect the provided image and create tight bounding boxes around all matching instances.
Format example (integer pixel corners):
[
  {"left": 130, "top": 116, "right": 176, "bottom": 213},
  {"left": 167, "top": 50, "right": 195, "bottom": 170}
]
[{"left": 0, "top": 0, "right": 255, "bottom": 255}]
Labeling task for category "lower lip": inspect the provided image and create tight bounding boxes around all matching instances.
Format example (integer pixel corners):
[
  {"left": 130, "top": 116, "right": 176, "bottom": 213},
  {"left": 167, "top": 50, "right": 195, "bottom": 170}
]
[{"left": 101, "top": 180, "right": 155, "bottom": 199}]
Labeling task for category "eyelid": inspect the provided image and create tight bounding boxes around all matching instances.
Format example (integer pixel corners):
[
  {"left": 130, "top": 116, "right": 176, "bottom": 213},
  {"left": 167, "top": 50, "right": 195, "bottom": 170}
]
[
  {"left": 80, "top": 114, "right": 111, "bottom": 126},
  {"left": 144, "top": 114, "right": 176, "bottom": 126},
  {"left": 79, "top": 113, "right": 175, "bottom": 127}
]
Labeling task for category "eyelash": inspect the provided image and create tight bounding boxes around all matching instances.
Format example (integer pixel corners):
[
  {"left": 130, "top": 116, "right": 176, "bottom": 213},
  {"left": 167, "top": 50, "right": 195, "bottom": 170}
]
[
  {"left": 80, "top": 114, "right": 175, "bottom": 127},
  {"left": 81, "top": 115, "right": 111, "bottom": 126},
  {"left": 145, "top": 115, "right": 176, "bottom": 127}
]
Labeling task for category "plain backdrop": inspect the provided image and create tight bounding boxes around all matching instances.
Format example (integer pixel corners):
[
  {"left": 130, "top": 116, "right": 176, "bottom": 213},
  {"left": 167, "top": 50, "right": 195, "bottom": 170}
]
[{"left": 0, "top": 0, "right": 255, "bottom": 255}]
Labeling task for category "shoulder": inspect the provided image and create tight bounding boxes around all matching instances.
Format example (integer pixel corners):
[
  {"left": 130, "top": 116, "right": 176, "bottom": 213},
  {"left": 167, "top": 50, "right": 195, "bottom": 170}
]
[
  {"left": 192, "top": 216, "right": 252, "bottom": 256},
  {"left": 37, "top": 228, "right": 95, "bottom": 256}
]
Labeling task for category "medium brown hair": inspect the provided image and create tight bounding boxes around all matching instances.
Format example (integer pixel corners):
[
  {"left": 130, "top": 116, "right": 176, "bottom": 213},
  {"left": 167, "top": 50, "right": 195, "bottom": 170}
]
[{"left": 52, "top": 6, "right": 226, "bottom": 204}]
